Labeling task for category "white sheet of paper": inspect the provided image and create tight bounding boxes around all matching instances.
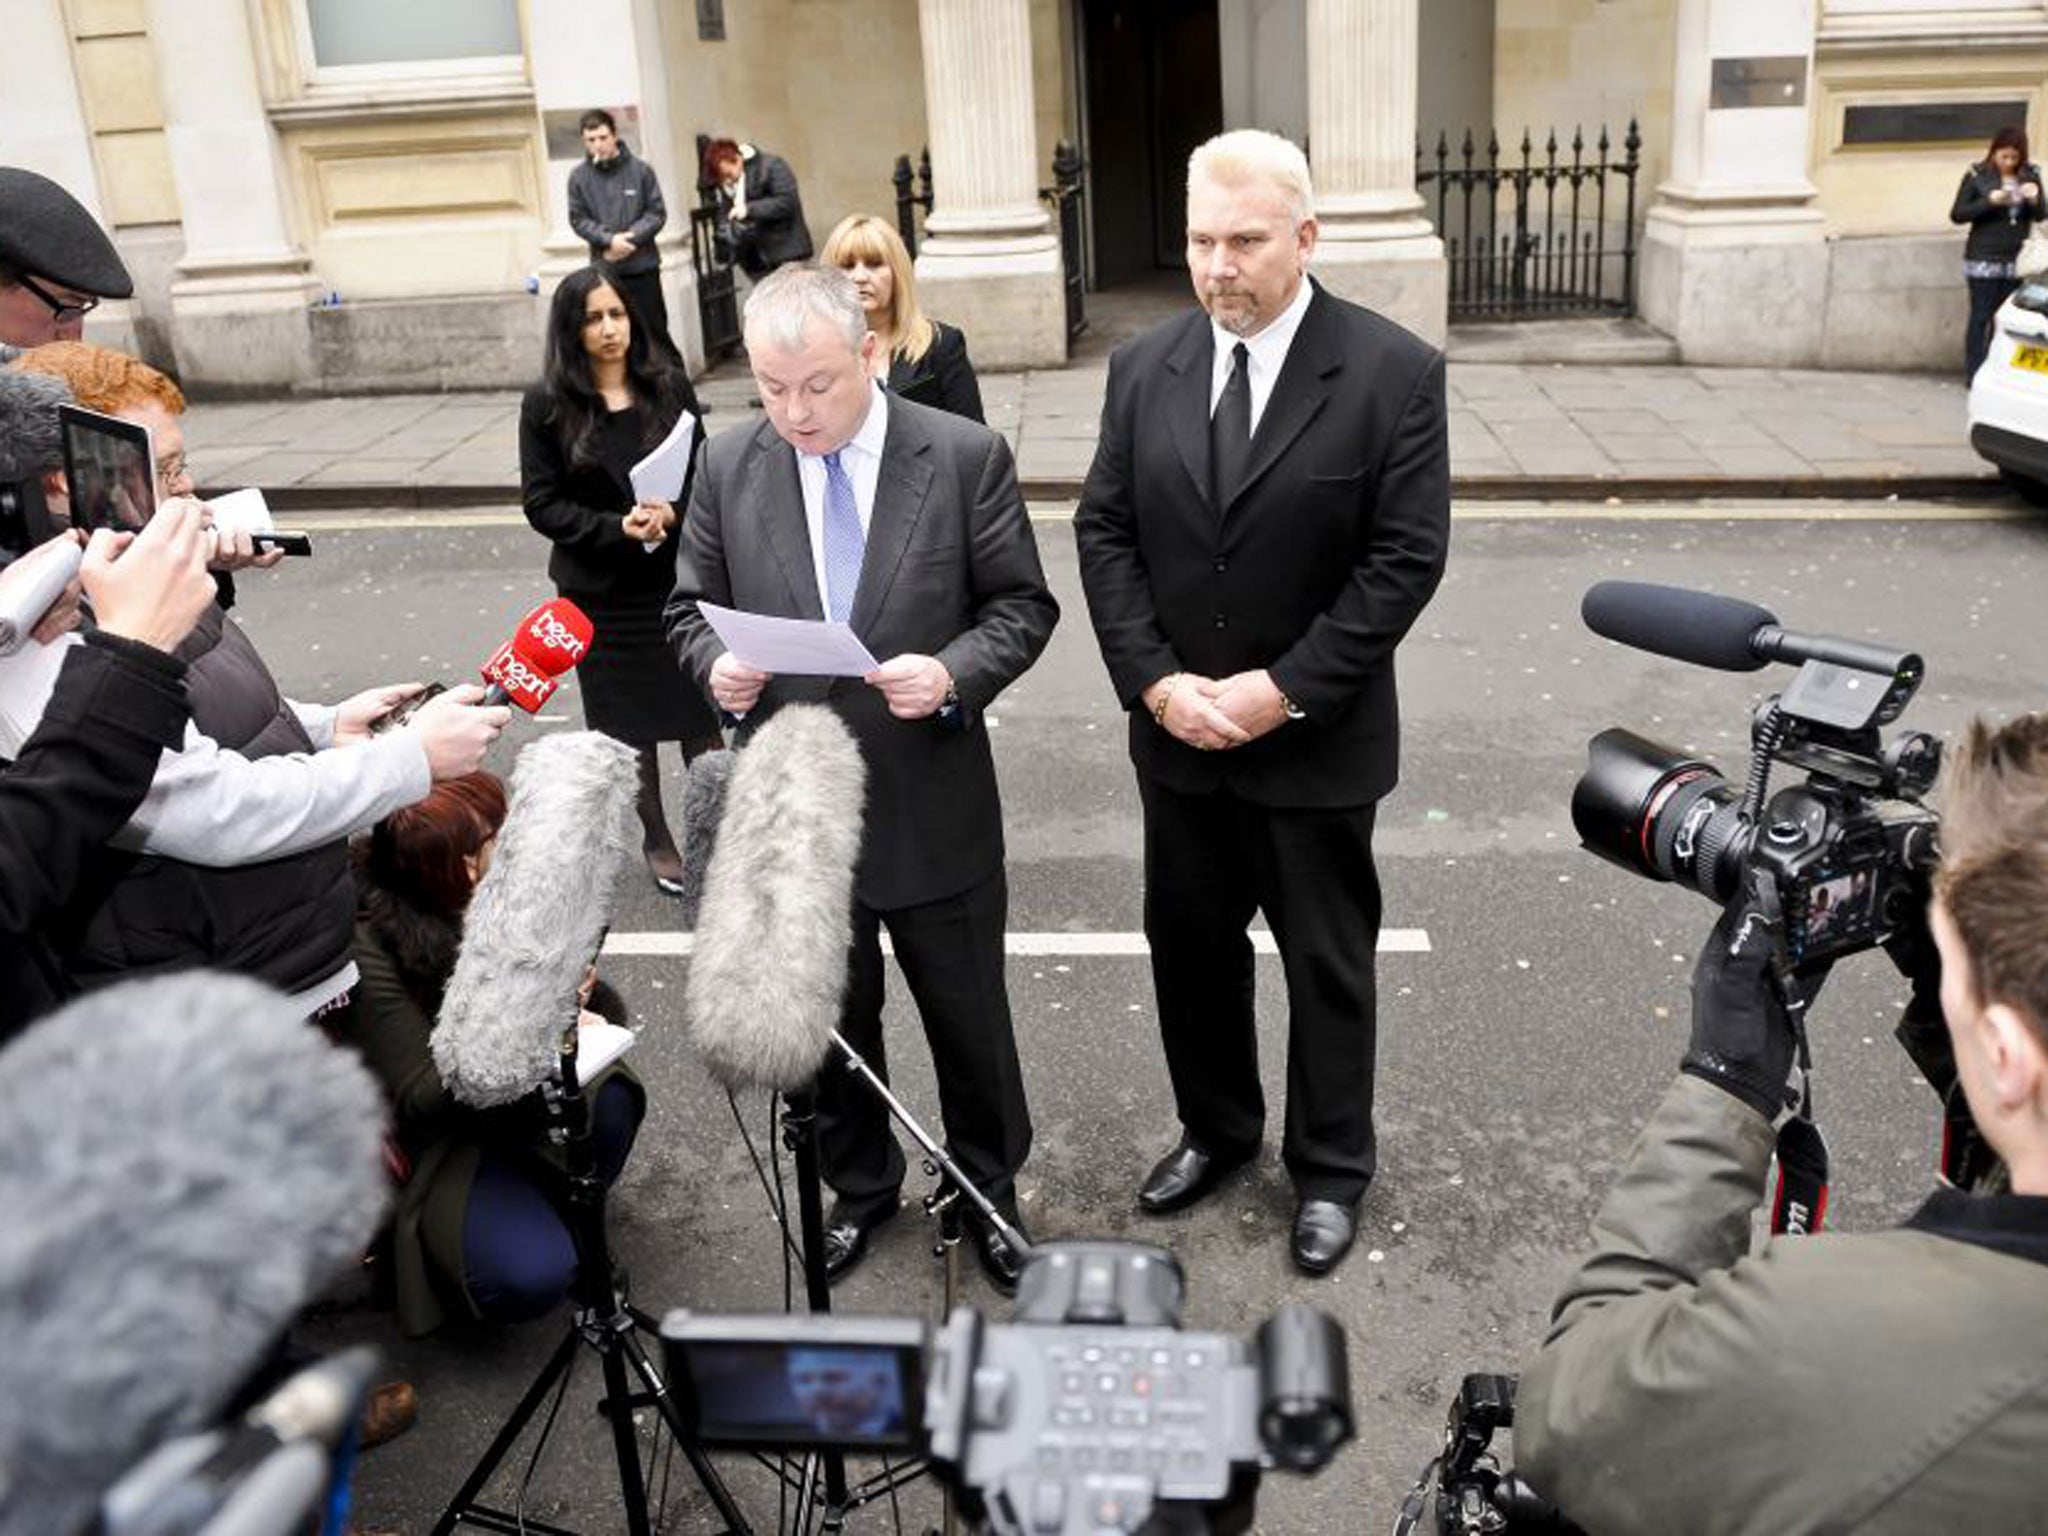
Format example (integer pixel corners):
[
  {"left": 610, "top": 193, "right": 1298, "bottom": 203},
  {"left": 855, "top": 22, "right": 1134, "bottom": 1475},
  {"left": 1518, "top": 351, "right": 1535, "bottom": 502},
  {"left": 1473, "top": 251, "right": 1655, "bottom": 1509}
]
[
  {"left": 205, "top": 487, "right": 274, "bottom": 535},
  {"left": 575, "top": 1019, "right": 636, "bottom": 1081},
  {"left": 697, "top": 600, "right": 880, "bottom": 677},
  {"left": 630, "top": 412, "right": 696, "bottom": 505}
]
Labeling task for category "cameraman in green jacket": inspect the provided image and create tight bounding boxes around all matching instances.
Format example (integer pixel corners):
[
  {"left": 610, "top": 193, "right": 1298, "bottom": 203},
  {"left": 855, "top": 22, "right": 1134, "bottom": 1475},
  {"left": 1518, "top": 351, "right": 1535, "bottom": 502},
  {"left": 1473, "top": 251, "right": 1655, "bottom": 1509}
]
[{"left": 1518, "top": 712, "right": 2048, "bottom": 1534}]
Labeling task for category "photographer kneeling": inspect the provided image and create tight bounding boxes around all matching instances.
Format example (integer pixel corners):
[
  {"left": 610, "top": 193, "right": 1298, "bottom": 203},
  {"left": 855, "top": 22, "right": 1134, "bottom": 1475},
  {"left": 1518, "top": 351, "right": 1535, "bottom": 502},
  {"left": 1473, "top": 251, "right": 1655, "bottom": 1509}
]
[{"left": 1517, "top": 713, "right": 2048, "bottom": 1534}]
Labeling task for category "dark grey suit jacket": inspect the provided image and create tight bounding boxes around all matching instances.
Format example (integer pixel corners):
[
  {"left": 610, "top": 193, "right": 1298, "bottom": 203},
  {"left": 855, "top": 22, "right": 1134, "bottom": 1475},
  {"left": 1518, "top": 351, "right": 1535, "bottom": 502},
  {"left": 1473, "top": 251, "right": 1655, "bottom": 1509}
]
[
  {"left": 665, "top": 395, "right": 1057, "bottom": 910},
  {"left": 1074, "top": 281, "right": 1450, "bottom": 809}
]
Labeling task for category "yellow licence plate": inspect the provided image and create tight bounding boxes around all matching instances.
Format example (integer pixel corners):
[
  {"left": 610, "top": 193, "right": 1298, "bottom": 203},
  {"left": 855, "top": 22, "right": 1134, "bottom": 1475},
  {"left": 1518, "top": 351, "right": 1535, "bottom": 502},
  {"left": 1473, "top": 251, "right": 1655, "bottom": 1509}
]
[{"left": 2012, "top": 344, "right": 2048, "bottom": 373}]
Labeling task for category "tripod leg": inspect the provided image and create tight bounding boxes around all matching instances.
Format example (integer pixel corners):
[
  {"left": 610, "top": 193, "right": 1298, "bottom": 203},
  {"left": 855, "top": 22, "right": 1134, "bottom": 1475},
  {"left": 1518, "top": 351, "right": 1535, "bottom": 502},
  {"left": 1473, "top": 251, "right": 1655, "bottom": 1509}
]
[
  {"left": 599, "top": 1340, "right": 656, "bottom": 1536},
  {"left": 432, "top": 1327, "right": 583, "bottom": 1535},
  {"left": 615, "top": 1325, "right": 755, "bottom": 1534}
]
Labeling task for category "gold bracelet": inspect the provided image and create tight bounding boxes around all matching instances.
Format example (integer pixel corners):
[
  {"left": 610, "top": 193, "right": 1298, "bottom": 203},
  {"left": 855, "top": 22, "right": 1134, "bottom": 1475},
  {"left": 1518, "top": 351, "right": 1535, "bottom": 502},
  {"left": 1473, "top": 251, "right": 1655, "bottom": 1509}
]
[{"left": 1151, "top": 672, "right": 1183, "bottom": 725}]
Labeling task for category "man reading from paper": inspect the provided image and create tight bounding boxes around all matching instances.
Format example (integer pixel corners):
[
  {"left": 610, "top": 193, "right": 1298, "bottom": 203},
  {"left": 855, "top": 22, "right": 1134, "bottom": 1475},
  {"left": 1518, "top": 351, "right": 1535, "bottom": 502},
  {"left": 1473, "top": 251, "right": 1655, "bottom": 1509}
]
[{"left": 665, "top": 264, "right": 1057, "bottom": 1294}]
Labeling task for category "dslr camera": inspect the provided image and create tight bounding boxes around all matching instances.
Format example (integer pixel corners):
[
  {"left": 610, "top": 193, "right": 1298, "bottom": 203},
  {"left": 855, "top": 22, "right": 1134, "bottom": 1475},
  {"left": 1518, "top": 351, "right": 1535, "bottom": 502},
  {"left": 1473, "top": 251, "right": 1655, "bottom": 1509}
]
[
  {"left": 1571, "top": 581, "right": 1941, "bottom": 968},
  {"left": 662, "top": 1240, "right": 1352, "bottom": 1535}
]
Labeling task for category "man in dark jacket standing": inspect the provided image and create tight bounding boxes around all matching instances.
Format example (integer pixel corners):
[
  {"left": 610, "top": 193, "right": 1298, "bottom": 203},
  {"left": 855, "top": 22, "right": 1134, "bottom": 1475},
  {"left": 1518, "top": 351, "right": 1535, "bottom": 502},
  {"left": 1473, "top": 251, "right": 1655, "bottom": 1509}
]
[
  {"left": 1517, "top": 713, "right": 2048, "bottom": 1534},
  {"left": 567, "top": 110, "right": 676, "bottom": 360},
  {"left": 1074, "top": 129, "right": 1449, "bottom": 1277}
]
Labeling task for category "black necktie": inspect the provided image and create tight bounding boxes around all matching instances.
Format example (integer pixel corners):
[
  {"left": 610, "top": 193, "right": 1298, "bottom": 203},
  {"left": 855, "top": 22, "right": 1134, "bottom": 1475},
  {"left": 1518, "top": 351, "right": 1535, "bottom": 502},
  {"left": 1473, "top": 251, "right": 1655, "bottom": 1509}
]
[{"left": 1211, "top": 341, "right": 1251, "bottom": 509}]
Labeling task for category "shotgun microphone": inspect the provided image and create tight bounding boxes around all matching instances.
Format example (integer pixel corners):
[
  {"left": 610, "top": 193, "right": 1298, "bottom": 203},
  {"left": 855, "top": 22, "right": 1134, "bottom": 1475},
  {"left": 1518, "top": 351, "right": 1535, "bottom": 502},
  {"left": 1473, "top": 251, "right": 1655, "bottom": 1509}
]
[
  {"left": 688, "top": 706, "right": 866, "bottom": 1094},
  {"left": 1582, "top": 580, "right": 1922, "bottom": 681},
  {"left": 676, "top": 747, "right": 733, "bottom": 929},
  {"left": 0, "top": 973, "right": 387, "bottom": 1536},
  {"left": 432, "top": 730, "right": 641, "bottom": 1107}
]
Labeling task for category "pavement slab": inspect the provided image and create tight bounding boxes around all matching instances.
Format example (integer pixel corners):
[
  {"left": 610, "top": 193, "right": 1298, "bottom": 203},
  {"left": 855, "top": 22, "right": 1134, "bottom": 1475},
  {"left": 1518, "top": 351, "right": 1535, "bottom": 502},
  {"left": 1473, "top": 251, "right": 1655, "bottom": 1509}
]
[{"left": 177, "top": 359, "right": 2001, "bottom": 508}]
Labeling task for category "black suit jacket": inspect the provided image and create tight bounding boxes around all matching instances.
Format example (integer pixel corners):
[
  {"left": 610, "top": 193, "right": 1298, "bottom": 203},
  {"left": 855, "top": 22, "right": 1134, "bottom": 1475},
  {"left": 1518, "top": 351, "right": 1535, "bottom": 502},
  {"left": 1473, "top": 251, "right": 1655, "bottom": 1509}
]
[
  {"left": 725, "top": 149, "right": 813, "bottom": 275},
  {"left": 665, "top": 395, "right": 1057, "bottom": 910},
  {"left": 1074, "top": 281, "right": 1449, "bottom": 808},
  {"left": 885, "top": 321, "right": 985, "bottom": 424}
]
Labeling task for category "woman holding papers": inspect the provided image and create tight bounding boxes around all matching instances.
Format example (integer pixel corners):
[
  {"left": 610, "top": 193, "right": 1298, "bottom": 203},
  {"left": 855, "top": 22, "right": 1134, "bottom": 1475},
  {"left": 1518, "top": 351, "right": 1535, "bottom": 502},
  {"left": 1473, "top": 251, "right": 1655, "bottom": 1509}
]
[
  {"left": 823, "top": 214, "right": 985, "bottom": 423},
  {"left": 520, "top": 266, "right": 718, "bottom": 894},
  {"left": 344, "top": 772, "right": 645, "bottom": 1337}
]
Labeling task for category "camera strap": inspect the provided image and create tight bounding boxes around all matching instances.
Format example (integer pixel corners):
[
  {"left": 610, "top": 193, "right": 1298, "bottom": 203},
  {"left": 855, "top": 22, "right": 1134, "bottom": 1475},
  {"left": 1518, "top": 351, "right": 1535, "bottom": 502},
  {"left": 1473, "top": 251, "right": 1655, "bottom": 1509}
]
[{"left": 1772, "top": 1041, "right": 1828, "bottom": 1237}]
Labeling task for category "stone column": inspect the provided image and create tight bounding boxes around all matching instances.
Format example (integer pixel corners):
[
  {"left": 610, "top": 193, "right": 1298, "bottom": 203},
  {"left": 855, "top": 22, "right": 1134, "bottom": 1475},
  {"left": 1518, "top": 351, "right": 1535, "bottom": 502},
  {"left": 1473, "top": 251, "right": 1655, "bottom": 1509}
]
[
  {"left": 912, "top": 0, "right": 1066, "bottom": 369},
  {"left": 145, "top": 0, "right": 319, "bottom": 391},
  {"left": 1639, "top": 0, "right": 1825, "bottom": 365},
  {"left": 527, "top": 0, "right": 702, "bottom": 371},
  {"left": 1305, "top": 0, "right": 1446, "bottom": 344},
  {"left": 11, "top": 2, "right": 142, "bottom": 352}
]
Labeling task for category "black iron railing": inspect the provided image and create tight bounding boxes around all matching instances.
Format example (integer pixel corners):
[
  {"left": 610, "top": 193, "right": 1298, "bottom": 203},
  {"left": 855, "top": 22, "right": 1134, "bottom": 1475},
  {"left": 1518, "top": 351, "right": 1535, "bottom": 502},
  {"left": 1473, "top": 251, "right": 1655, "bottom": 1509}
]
[
  {"left": 1043, "top": 139, "right": 1087, "bottom": 343},
  {"left": 690, "top": 133, "right": 741, "bottom": 360},
  {"left": 892, "top": 148, "right": 934, "bottom": 257},
  {"left": 888, "top": 142, "right": 1089, "bottom": 345},
  {"left": 1417, "top": 120, "right": 1642, "bottom": 322}
]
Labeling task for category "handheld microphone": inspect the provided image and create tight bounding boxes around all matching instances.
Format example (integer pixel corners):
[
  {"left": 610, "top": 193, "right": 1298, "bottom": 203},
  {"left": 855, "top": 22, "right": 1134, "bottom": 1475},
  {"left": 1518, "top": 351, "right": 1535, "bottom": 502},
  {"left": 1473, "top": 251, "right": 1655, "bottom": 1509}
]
[
  {"left": 0, "top": 973, "right": 387, "bottom": 1536},
  {"left": 688, "top": 705, "right": 866, "bottom": 1094},
  {"left": 0, "top": 534, "right": 81, "bottom": 655},
  {"left": 480, "top": 597, "right": 594, "bottom": 711},
  {"left": 1582, "top": 580, "right": 1921, "bottom": 681},
  {"left": 433, "top": 730, "right": 641, "bottom": 1107}
]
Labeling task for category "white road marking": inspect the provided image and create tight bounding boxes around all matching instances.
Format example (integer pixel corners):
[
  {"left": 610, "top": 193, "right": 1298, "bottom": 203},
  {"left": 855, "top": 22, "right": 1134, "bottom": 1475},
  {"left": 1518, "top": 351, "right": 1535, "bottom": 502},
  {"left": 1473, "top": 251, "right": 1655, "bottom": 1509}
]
[{"left": 603, "top": 929, "right": 1431, "bottom": 958}]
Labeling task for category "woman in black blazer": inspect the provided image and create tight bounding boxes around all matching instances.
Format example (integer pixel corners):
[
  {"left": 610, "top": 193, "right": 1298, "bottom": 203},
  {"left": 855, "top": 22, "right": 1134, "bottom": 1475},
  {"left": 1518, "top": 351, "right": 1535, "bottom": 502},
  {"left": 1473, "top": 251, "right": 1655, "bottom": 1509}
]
[
  {"left": 822, "top": 214, "right": 985, "bottom": 423},
  {"left": 1951, "top": 124, "right": 2046, "bottom": 377},
  {"left": 519, "top": 267, "right": 721, "bottom": 893}
]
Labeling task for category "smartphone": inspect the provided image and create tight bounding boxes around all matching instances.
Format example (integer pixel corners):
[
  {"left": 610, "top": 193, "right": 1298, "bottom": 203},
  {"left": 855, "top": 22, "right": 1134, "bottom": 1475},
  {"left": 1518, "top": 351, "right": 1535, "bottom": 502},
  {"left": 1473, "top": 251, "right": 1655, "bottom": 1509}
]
[
  {"left": 58, "top": 404, "right": 155, "bottom": 534},
  {"left": 253, "top": 531, "right": 314, "bottom": 557},
  {"left": 369, "top": 681, "right": 446, "bottom": 735}
]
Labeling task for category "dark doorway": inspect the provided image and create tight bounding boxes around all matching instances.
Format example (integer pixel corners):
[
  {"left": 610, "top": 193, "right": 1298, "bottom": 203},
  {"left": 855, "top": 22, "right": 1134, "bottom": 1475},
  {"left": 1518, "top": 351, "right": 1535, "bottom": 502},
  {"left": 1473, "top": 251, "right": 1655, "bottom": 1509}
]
[{"left": 1079, "top": 0, "right": 1222, "bottom": 285}]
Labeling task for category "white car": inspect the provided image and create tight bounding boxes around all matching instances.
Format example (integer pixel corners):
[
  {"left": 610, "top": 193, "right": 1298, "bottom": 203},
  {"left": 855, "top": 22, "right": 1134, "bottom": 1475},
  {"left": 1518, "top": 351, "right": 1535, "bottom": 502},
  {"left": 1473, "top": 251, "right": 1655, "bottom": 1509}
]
[{"left": 1968, "top": 281, "right": 2048, "bottom": 500}]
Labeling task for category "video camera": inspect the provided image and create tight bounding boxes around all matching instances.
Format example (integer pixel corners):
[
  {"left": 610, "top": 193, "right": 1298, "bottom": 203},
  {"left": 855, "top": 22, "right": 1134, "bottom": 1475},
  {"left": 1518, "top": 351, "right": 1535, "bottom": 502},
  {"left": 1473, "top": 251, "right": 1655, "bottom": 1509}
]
[
  {"left": 661, "top": 1241, "right": 1352, "bottom": 1535},
  {"left": 1570, "top": 581, "right": 1941, "bottom": 969}
]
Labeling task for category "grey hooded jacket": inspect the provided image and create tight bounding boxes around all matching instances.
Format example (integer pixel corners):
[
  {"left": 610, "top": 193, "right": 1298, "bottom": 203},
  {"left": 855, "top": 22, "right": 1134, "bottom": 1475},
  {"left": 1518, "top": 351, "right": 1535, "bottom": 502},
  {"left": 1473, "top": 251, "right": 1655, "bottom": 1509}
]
[{"left": 567, "top": 142, "right": 666, "bottom": 275}]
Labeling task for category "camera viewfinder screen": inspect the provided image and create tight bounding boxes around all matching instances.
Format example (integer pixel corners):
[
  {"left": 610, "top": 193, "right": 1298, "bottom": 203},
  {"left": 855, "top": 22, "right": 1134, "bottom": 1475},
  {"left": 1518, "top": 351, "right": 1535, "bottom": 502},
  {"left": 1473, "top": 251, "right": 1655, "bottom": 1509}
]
[
  {"left": 674, "top": 1339, "right": 923, "bottom": 1452},
  {"left": 1802, "top": 867, "right": 1877, "bottom": 949}
]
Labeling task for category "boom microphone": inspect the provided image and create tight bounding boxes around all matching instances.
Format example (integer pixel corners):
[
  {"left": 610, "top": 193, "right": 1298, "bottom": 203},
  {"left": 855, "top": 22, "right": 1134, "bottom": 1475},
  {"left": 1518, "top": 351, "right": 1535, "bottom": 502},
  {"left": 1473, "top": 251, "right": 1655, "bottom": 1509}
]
[
  {"left": 433, "top": 730, "right": 640, "bottom": 1107},
  {"left": 1582, "top": 580, "right": 1921, "bottom": 681},
  {"left": 676, "top": 746, "right": 733, "bottom": 929},
  {"left": 480, "top": 597, "right": 594, "bottom": 711},
  {"left": 0, "top": 973, "right": 387, "bottom": 1536},
  {"left": 0, "top": 369, "right": 72, "bottom": 483},
  {"left": 689, "top": 705, "right": 866, "bottom": 1094}
]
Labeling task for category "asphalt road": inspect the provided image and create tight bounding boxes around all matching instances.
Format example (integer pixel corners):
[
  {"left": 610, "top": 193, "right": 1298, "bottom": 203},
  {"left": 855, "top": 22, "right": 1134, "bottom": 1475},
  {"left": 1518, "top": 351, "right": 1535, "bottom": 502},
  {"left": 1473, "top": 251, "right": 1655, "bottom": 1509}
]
[{"left": 256, "top": 498, "right": 2048, "bottom": 1533}]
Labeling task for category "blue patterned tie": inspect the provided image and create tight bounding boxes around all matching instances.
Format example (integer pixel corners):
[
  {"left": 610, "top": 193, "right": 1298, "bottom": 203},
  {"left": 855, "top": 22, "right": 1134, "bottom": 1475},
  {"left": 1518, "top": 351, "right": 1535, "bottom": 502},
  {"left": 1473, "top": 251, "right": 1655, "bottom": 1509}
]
[{"left": 821, "top": 449, "right": 864, "bottom": 623}]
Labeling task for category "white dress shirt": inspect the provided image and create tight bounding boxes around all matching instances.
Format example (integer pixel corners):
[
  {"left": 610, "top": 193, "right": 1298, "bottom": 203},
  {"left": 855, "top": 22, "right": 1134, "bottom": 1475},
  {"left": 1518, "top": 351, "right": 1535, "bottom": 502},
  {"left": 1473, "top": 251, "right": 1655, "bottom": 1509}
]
[
  {"left": 794, "top": 383, "right": 890, "bottom": 615},
  {"left": 1207, "top": 275, "right": 1315, "bottom": 436}
]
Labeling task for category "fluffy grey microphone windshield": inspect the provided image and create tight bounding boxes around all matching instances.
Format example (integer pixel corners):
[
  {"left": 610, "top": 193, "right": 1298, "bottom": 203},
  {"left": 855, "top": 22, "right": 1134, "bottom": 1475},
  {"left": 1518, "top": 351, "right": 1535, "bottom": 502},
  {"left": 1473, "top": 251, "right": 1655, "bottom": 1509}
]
[
  {"left": 433, "top": 729, "right": 640, "bottom": 1107},
  {"left": 676, "top": 745, "right": 733, "bottom": 929},
  {"left": 689, "top": 705, "right": 865, "bottom": 1093},
  {"left": 0, "top": 972, "right": 387, "bottom": 1536},
  {"left": 0, "top": 369, "right": 73, "bottom": 482}
]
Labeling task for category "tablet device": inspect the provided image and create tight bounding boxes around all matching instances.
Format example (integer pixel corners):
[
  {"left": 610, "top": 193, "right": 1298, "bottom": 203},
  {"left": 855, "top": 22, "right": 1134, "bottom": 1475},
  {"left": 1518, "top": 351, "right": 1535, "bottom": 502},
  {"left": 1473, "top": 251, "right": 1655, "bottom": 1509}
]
[{"left": 58, "top": 404, "right": 155, "bottom": 534}]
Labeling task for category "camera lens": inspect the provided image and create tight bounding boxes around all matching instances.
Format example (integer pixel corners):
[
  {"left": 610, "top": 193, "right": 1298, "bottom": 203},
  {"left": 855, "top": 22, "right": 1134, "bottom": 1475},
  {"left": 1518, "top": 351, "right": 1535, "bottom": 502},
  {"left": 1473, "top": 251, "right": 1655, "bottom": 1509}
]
[{"left": 1573, "top": 728, "right": 1750, "bottom": 901}]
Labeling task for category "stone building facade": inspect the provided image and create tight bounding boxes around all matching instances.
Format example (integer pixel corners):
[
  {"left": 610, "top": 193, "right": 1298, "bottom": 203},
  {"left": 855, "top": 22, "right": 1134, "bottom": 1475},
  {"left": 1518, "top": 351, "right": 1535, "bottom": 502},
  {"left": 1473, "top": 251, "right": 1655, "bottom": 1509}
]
[{"left": 6, "top": 0, "right": 2042, "bottom": 391}]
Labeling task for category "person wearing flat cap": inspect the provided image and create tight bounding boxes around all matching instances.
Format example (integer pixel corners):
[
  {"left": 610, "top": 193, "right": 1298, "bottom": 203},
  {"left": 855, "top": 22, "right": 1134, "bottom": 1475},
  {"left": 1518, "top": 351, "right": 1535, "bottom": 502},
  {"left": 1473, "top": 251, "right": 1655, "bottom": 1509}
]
[{"left": 0, "top": 167, "right": 133, "bottom": 357}]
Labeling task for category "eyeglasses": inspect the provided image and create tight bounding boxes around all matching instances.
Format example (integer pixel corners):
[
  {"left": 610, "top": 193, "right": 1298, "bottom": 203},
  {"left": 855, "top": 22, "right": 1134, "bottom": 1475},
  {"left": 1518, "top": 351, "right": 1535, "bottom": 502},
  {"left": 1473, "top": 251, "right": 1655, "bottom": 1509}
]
[
  {"left": 155, "top": 455, "right": 192, "bottom": 495},
  {"left": 13, "top": 271, "right": 100, "bottom": 325}
]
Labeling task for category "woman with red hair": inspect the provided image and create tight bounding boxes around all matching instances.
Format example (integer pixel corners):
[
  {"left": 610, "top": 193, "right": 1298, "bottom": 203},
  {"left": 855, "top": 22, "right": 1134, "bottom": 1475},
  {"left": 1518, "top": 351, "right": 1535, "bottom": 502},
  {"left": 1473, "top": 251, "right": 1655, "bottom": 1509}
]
[{"left": 345, "top": 772, "right": 644, "bottom": 1336}]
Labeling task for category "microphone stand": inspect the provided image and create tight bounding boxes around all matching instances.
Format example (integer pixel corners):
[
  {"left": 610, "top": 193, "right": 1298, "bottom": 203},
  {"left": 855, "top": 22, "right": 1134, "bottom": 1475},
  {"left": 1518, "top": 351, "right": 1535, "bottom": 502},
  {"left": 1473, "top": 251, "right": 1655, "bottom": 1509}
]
[
  {"left": 435, "top": 1019, "right": 753, "bottom": 1536},
  {"left": 763, "top": 1029, "right": 1031, "bottom": 1536}
]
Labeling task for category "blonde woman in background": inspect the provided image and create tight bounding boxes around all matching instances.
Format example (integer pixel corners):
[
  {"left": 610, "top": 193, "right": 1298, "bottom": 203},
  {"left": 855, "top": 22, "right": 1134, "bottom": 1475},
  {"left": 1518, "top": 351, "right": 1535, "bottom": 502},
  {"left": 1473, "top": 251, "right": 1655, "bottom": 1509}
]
[{"left": 821, "top": 215, "right": 985, "bottom": 423}]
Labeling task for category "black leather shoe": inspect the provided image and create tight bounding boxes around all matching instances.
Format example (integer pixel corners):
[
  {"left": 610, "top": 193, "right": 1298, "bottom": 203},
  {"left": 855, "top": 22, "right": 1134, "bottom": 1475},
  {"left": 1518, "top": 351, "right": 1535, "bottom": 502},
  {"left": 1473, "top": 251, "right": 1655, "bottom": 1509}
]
[
  {"left": 820, "top": 1201, "right": 898, "bottom": 1284},
  {"left": 1290, "top": 1198, "right": 1359, "bottom": 1276},
  {"left": 1137, "top": 1137, "right": 1252, "bottom": 1215},
  {"left": 965, "top": 1208, "right": 1030, "bottom": 1296}
]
